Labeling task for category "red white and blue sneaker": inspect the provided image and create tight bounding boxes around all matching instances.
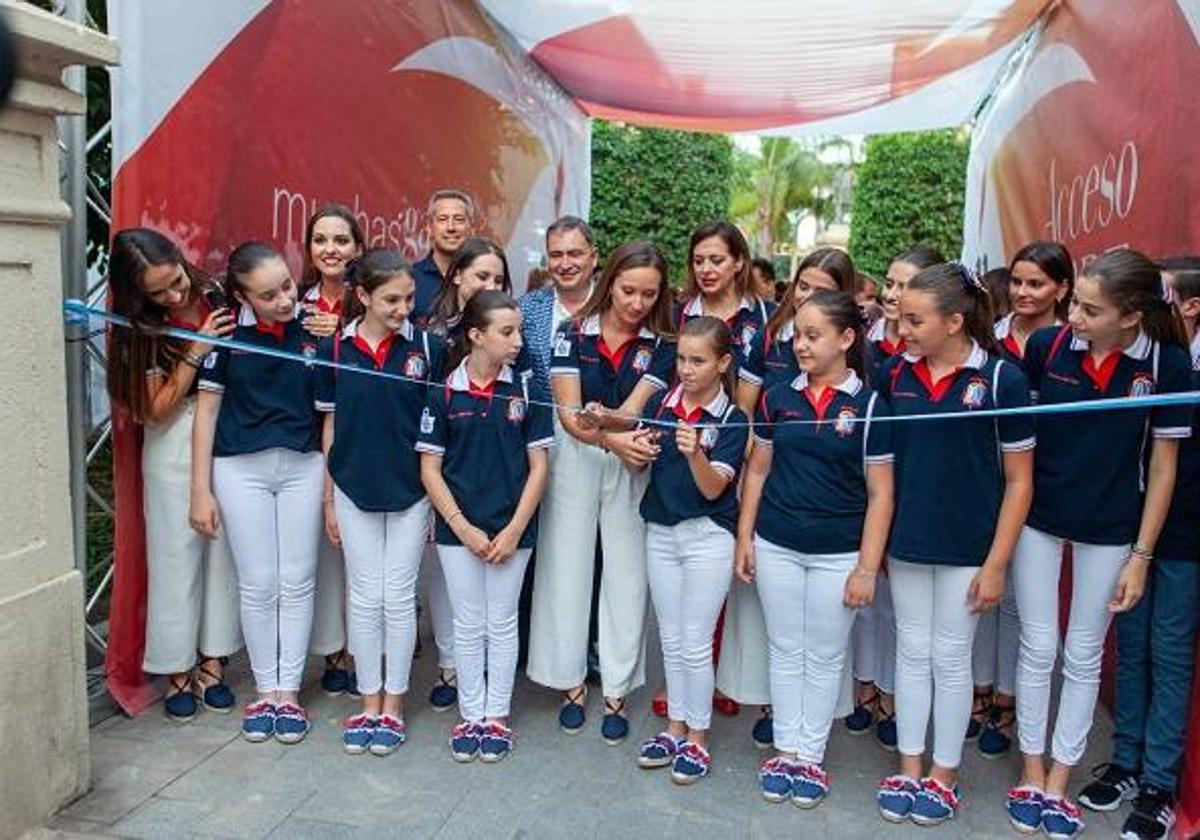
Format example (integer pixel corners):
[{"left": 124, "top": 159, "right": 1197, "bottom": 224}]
[
  {"left": 791, "top": 763, "right": 830, "bottom": 809},
  {"left": 670, "top": 742, "right": 711, "bottom": 785},
  {"left": 478, "top": 721, "right": 513, "bottom": 763},
  {"left": 341, "top": 713, "right": 375, "bottom": 755},
  {"left": 370, "top": 714, "right": 406, "bottom": 756},
  {"left": 1006, "top": 784, "right": 1046, "bottom": 834},
  {"left": 1042, "top": 795, "right": 1085, "bottom": 839},
  {"left": 637, "top": 732, "right": 683, "bottom": 769},
  {"left": 450, "top": 721, "right": 481, "bottom": 763},
  {"left": 910, "top": 777, "right": 960, "bottom": 826},
  {"left": 273, "top": 703, "right": 310, "bottom": 745},
  {"left": 876, "top": 774, "right": 920, "bottom": 822},
  {"left": 240, "top": 700, "right": 276, "bottom": 743},
  {"left": 759, "top": 756, "right": 799, "bottom": 803}
]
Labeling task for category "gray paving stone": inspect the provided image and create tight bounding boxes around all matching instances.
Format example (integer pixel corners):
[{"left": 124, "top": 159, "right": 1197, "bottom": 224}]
[{"left": 108, "top": 797, "right": 210, "bottom": 839}]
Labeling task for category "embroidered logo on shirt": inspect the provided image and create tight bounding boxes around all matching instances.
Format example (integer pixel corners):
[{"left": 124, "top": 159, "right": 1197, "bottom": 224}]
[
  {"left": 699, "top": 426, "right": 719, "bottom": 450},
  {"left": 632, "top": 346, "right": 653, "bottom": 374},
  {"left": 834, "top": 406, "right": 857, "bottom": 437},
  {"left": 962, "top": 378, "right": 988, "bottom": 409},
  {"left": 554, "top": 335, "right": 572, "bottom": 357},
  {"left": 404, "top": 353, "right": 427, "bottom": 379},
  {"left": 419, "top": 408, "right": 434, "bottom": 434},
  {"left": 1129, "top": 373, "right": 1154, "bottom": 398},
  {"left": 507, "top": 398, "right": 527, "bottom": 423},
  {"left": 301, "top": 343, "right": 317, "bottom": 367}
]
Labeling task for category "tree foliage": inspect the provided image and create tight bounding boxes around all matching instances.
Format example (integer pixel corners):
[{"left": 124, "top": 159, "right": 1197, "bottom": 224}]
[
  {"left": 848, "top": 130, "right": 969, "bottom": 278},
  {"left": 590, "top": 120, "right": 732, "bottom": 285},
  {"left": 729, "top": 137, "right": 838, "bottom": 257}
]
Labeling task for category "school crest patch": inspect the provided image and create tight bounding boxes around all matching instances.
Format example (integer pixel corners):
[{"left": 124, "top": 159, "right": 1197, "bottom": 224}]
[
  {"left": 1129, "top": 373, "right": 1154, "bottom": 398},
  {"left": 699, "top": 426, "right": 719, "bottom": 450},
  {"left": 631, "top": 346, "right": 653, "bottom": 374},
  {"left": 507, "top": 398, "right": 527, "bottom": 423},
  {"left": 301, "top": 342, "right": 317, "bottom": 367},
  {"left": 404, "top": 352, "right": 427, "bottom": 380},
  {"left": 962, "top": 378, "right": 988, "bottom": 409},
  {"left": 834, "top": 406, "right": 857, "bottom": 437}
]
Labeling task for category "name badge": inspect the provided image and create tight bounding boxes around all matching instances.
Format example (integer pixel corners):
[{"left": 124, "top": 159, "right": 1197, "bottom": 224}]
[
  {"left": 419, "top": 408, "right": 435, "bottom": 435},
  {"left": 554, "top": 335, "right": 572, "bottom": 358}
]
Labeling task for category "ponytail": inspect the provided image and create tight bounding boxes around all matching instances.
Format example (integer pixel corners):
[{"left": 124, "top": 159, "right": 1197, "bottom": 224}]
[
  {"left": 907, "top": 262, "right": 1002, "bottom": 356},
  {"left": 338, "top": 248, "right": 413, "bottom": 325}
]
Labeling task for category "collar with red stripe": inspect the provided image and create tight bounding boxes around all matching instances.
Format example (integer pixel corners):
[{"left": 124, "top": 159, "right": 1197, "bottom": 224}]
[
  {"left": 580, "top": 313, "right": 657, "bottom": 368},
  {"left": 681, "top": 293, "right": 757, "bottom": 322},
  {"left": 789, "top": 369, "right": 863, "bottom": 420},
  {"left": 994, "top": 313, "right": 1062, "bottom": 361},
  {"left": 867, "top": 318, "right": 906, "bottom": 357},
  {"left": 902, "top": 341, "right": 987, "bottom": 402},
  {"left": 340, "top": 317, "right": 415, "bottom": 369},
  {"left": 659, "top": 382, "right": 730, "bottom": 424},
  {"left": 304, "top": 283, "right": 344, "bottom": 316},
  {"left": 445, "top": 358, "right": 515, "bottom": 397},
  {"left": 1069, "top": 329, "right": 1152, "bottom": 391}
]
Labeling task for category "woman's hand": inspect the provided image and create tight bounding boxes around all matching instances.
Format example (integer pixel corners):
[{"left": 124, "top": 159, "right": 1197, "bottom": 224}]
[
  {"left": 484, "top": 525, "right": 521, "bottom": 564},
  {"left": 323, "top": 497, "right": 341, "bottom": 548},
  {"left": 457, "top": 522, "right": 492, "bottom": 559},
  {"left": 575, "top": 401, "right": 606, "bottom": 432},
  {"left": 1110, "top": 555, "right": 1149, "bottom": 612},
  {"left": 968, "top": 564, "right": 1005, "bottom": 613},
  {"left": 189, "top": 490, "right": 220, "bottom": 538},
  {"left": 843, "top": 566, "right": 877, "bottom": 608},
  {"left": 302, "top": 308, "right": 340, "bottom": 338},
  {"left": 605, "top": 428, "right": 660, "bottom": 469},
  {"left": 675, "top": 422, "right": 699, "bottom": 457},
  {"left": 188, "top": 308, "right": 235, "bottom": 358},
  {"left": 735, "top": 537, "right": 756, "bottom": 584}
]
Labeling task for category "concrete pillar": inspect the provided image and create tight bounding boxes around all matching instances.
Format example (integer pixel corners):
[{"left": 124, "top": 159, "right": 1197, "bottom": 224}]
[{"left": 0, "top": 3, "right": 116, "bottom": 838}]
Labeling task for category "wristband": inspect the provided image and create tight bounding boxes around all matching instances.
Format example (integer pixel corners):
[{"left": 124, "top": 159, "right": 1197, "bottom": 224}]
[
  {"left": 181, "top": 351, "right": 205, "bottom": 368},
  {"left": 1130, "top": 543, "right": 1153, "bottom": 561}
]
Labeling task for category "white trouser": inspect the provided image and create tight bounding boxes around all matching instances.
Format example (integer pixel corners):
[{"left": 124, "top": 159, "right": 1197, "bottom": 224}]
[
  {"left": 715, "top": 579, "right": 772, "bottom": 705},
  {"left": 1012, "top": 526, "right": 1127, "bottom": 765},
  {"left": 890, "top": 560, "right": 980, "bottom": 769},
  {"left": 334, "top": 488, "right": 430, "bottom": 696},
  {"left": 646, "top": 519, "right": 735, "bottom": 731},
  {"left": 755, "top": 536, "right": 857, "bottom": 763},
  {"left": 972, "top": 576, "right": 1019, "bottom": 695},
  {"left": 851, "top": 570, "right": 896, "bottom": 695},
  {"left": 421, "top": 542, "right": 456, "bottom": 670},
  {"left": 527, "top": 427, "right": 649, "bottom": 698},
  {"left": 141, "top": 399, "right": 242, "bottom": 673},
  {"left": 212, "top": 448, "right": 324, "bottom": 693},
  {"left": 438, "top": 545, "right": 532, "bottom": 722},
  {"left": 309, "top": 536, "right": 346, "bottom": 657}
]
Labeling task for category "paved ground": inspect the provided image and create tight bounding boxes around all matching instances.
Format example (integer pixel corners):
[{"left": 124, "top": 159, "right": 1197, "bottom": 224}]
[{"left": 43, "top": 621, "right": 1129, "bottom": 840}]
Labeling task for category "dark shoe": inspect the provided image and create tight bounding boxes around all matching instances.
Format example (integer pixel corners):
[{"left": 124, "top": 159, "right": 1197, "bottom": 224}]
[
  {"left": 196, "top": 657, "right": 235, "bottom": 713},
  {"left": 1121, "top": 785, "right": 1175, "bottom": 840},
  {"left": 600, "top": 697, "right": 628, "bottom": 745},
  {"left": 751, "top": 707, "right": 774, "bottom": 750},
  {"left": 163, "top": 674, "right": 197, "bottom": 722},
  {"left": 321, "top": 654, "right": 351, "bottom": 696},
  {"left": 978, "top": 701, "right": 1015, "bottom": 758},
  {"left": 559, "top": 686, "right": 586, "bottom": 733},
  {"left": 429, "top": 670, "right": 457, "bottom": 712},
  {"left": 965, "top": 687, "right": 991, "bottom": 741},
  {"left": 875, "top": 709, "right": 897, "bottom": 752},
  {"left": 845, "top": 687, "right": 877, "bottom": 734},
  {"left": 1078, "top": 762, "right": 1139, "bottom": 812}
]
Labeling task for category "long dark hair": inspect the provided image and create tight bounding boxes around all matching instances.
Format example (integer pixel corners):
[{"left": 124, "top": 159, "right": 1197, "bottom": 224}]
[
  {"left": 1010, "top": 240, "right": 1074, "bottom": 321},
  {"left": 796, "top": 289, "right": 869, "bottom": 383},
  {"left": 222, "top": 241, "right": 284, "bottom": 304},
  {"left": 906, "top": 262, "right": 1002, "bottom": 356},
  {"left": 766, "top": 247, "right": 856, "bottom": 337},
  {"left": 575, "top": 241, "right": 675, "bottom": 337},
  {"left": 677, "top": 315, "right": 737, "bottom": 397},
  {"left": 444, "top": 289, "right": 520, "bottom": 373},
  {"left": 300, "top": 204, "right": 365, "bottom": 296},
  {"left": 682, "top": 220, "right": 752, "bottom": 302},
  {"left": 106, "top": 228, "right": 219, "bottom": 421},
  {"left": 1083, "top": 248, "right": 1185, "bottom": 347},
  {"left": 1159, "top": 256, "right": 1200, "bottom": 304},
  {"left": 427, "top": 237, "right": 511, "bottom": 334},
  {"left": 342, "top": 248, "right": 415, "bottom": 324},
  {"left": 893, "top": 245, "right": 944, "bottom": 273}
]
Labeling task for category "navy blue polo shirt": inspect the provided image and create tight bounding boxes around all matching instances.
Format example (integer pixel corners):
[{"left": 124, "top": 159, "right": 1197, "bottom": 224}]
[
  {"left": 415, "top": 360, "right": 554, "bottom": 548},
  {"left": 881, "top": 343, "right": 1035, "bottom": 566},
  {"left": 865, "top": 318, "right": 907, "bottom": 387},
  {"left": 198, "top": 309, "right": 320, "bottom": 457},
  {"left": 738, "top": 319, "right": 800, "bottom": 393},
  {"left": 549, "top": 314, "right": 673, "bottom": 408},
  {"left": 676, "top": 295, "right": 771, "bottom": 370},
  {"left": 314, "top": 318, "right": 446, "bottom": 512},
  {"left": 411, "top": 254, "right": 443, "bottom": 325},
  {"left": 754, "top": 371, "right": 894, "bottom": 555},
  {"left": 1023, "top": 326, "right": 1193, "bottom": 546},
  {"left": 1157, "top": 337, "right": 1200, "bottom": 562},
  {"left": 638, "top": 384, "right": 748, "bottom": 534}
]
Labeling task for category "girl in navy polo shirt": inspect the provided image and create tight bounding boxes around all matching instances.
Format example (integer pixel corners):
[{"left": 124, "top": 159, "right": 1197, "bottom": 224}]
[
  {"left": 632, "top": 316, "right": 747, "bottom": 783},
  {"left": 299, "top": 205, "right": 366, "bottom": 698},
  {"left": 1006, "top": 249, "right": 1192, "bottom": 839},
  {"left": 727, "top": 246, "right": 858, "bottom": 749},
  {"left": 191, "top": 242, "right": 324, "bottom": 745},
  {"left": 529, "top": 241, "right": 675, "bottom": 744},
  {"left": 874, "top": 262, "right": 1034, "bottom": 827},
  {"left": 736, "top": 290, "right": 894, "bottom": 809},
  {"left": 107, "top": 228, "right": 240, "bottom": 721},
  {"left": 851, "top": 245, "right": 942, "bottom": 750},
  {"left": 423, "top": 237, "right": 511, "bottom": 344},
  {"left": 417, "top": 290, "right": 552, "bottom": 763},
  {"left": 314, "top": 249, "right": 445, "bottom": 756},
  {"left": 970, "top": 241, "right": 1073, "bottom": 760}
]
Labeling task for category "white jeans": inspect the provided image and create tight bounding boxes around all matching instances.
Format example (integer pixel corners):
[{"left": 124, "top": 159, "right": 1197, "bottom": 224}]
[
  {"left": 851, "top": 570, "right": 896, "bottom": 695},
  {"left": 421, "top": 542, "right": 456, "bottom": 670},
  {"left": 755, "top": 536, "right": 858, "bottom": 764},
  {"left": 438, "top": 545, "right": 532, "bottom": 722},
  {"left": 142, "top": 399, "right": 241, "bottom": 673},
  {"left": 890, "top": 560, "right": 980, "bottom": 769},
  {"left": 527, "top": 427, "right": 649, "bottom": 697},
  {"left": 309, "top": 537, "right": 346, "bottom": 657},
  {"left": 1012, "top": 526, "right": 1127, "bottom": 765},
  {"left": 334, "top": 488, "right": 430, "bottom": 696},
  {"left": 212, "top": 448, "right": 324, "bottom": 693},
  {"left": 972, "top": 577, "right": 1019, "bottom": 695},
  {"left": 646, "top": 519, "right": 735, "bottom": 730}
]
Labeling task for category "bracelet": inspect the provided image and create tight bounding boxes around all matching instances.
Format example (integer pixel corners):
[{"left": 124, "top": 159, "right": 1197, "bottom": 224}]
[
  {"left": 1130, "top": 543, "right": 1153, "bottom": 561},
  {"left": 447, "top": 511, "right": 465, "bottom": 527},
  {"left": 181, "top": 351, "right": 205, "bottom": 368}
]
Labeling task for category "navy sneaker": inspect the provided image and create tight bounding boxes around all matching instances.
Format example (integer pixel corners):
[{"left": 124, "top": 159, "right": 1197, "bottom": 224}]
[
  {"left": 370, "top": 714, "right": 406, "bottom": 756},
  {"left": 559, "top": 687, "right": 586, "bottom": 734},
  {"left": 978, "top": 702, "right": 1014, "bottom": 758},
  {"left": 910, "top": 777, "right": 960, "bottom": 826},
  {"left": 670, "top": 742, "right": 711, "bottom": 785},
  {"left": 479, "top": 721, "right": 513, "bottom": 763},
  {"left": 321, "top": 663, "right": 351, "bottom": 697},
  {"left": 1006, "top": 785, "right": 1045, "bottom": 834},
  {"left": 341, "top": 713, "right": 375, "bottom": 755},
  {"left": 164, "top": 684, "right": 198, "bottom": 722},
  {"left": 751, "top": 708, "right": 774, "bottom": 750},
  {"left": 273, "top": 703, "right": 310, "bottom": 744},
  {"left": 1079, "top": 762, "right": 1139, "bottom": 812},
  {"left": 637, "top": 732, "right": 683, "bottom": 769},
  {"left": 875, "top": 713, "right": 897, "bottom": 752},
  {"left": 759, "top": 756, "right": 798, "bottom": 803},
  {"left": 844, "top": 702, "right": 874, "bottom": 734},
  {"left": 1121, "top": 785, "right": 1175, "bottom": 840},
  {"left": 450, "top": 721, "right": 481, "bottom": 762},
  {"left": 241, "top": 700, "right": 276, "bottom": 743},
  {"left": 1042, "top": 795, "right": 1085, "bottom": 839},
  {"left": 791, "top": 763, "right": 830, "bottom": 809},
  {"left": 196, "top": 659, "right": 235, "bottom": 713},
  {"left": 429, "top": 670, "right": 457, "bottom": 713},
  {"left": 600, "top": 699, "right": 628, "bottom": 745},
  {"left": 876, "top": 774, "right": 919, "bottom": 822}
]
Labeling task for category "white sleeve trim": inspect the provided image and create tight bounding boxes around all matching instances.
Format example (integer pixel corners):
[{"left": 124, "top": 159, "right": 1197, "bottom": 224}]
[
  {"left": 197, "top": 380, "right": 224, "bottom": 393},
  {"left": 752, "top": 433, "right": 773, "bottom": 447},
  {"left": 1000, "top": 436, "right": 1036, "bottom": 452},
  {"left": 737, "top": 367, "right": 762, "bottom": 385},
  {"left": 414, "top": 442, "right": 445, "bottom": 455},
  {"left": 527, "top": 437, "right": 555, "bottom": 451},
  {"left": 1152, "top": 426, "right": 1193, "bottom": 439},
  {"left": 549, "top": 366, "right": 578, "bottom": 378},
  {"left": 314, "top": 400, "right": 335, "bottom": 412},
  {"left": 642, "top": 374, "right": 668, "bottom": 391},
  {"left": 710, "top": 461, "right": 735, "bottom": 479},
  {"left": 864, "top": 453, "right": 895, "bottom": 464}
]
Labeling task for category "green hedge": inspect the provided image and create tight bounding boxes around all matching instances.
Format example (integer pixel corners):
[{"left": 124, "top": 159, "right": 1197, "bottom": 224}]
[
  {"left": 590, "top": 120, "right": 733, "bottom": 285},
  {"left": 848, "top": 130, "right": 969, "bottom": 279}
]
